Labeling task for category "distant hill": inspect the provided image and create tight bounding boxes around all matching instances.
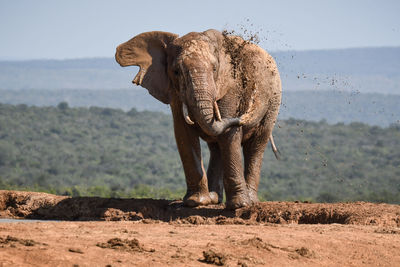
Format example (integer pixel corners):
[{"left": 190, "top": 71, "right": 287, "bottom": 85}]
[
  {"left": 275, "top": 47, "right": 400, "bottom": 76},
  {"left": 0, "top": 47, "right": 399, "bottom": 94},
  {"left": 1, "top": 89, "right": 399, "bottom": 127},
  {"left": 1, "top": 47, "right": 399, "bottom": 126},
  {"left": 0, "top": 58, "right": 133, "bottom": 90},
  {"left": 273, "top": 47, "right": 400, "bottom": 94},
  {"left": 280, "top": 90, "right": 400, "bottom": 127}
]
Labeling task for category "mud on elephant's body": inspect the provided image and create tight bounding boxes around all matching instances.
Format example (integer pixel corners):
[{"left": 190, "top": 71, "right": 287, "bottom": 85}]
[{"left": 116, "top": 29, "right": 281, "bottom": 209}]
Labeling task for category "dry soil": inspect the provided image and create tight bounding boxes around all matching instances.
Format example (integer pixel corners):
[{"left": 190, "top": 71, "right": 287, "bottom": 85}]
[{"left": 0, "top": 190, "right": 399, "bottom": 266}]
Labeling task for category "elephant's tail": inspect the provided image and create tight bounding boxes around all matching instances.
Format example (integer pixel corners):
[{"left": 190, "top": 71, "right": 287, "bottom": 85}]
[{"left": 270, "top": 134, "right": 281, "bottom": 160}]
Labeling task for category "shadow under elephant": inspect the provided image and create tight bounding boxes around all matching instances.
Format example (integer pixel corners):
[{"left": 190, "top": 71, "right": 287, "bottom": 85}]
[{"left": 27, "top": 196, "right": 240, "bottom": 222}]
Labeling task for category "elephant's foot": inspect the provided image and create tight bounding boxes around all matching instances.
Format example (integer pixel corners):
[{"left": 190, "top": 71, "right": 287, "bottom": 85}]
[
  {"left": 225, "top": 193, "right": 251, "bottom": 210},
  {"left": 183, "top": 191, "right": 212, "bottom": 207},
  {"left": 209, "top": 191, "right": 220, "bottom": 204},
  {"left": 248, "top": 188, "right": 260, "bottom": 204}
]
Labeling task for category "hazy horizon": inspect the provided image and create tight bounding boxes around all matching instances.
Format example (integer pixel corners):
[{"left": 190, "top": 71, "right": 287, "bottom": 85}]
[{"left": 1, "top": 45, "right": 400, "bottom": 62}]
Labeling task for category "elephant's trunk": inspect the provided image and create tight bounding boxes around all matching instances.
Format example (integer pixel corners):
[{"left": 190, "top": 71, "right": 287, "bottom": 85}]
[{"left": 188, "top": 73, "right": 241, "bottom": 137}]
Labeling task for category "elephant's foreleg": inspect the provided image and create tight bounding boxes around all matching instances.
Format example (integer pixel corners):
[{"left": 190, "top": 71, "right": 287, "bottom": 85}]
[
  {"left": 207, "top": 142, "right": 224, "bottom": 204},
  {"left": 218, "top": 127, "right": 251, "bottom": 210},
  {"left": 171, "top": 103, "right": 211, "bottom": 207}
]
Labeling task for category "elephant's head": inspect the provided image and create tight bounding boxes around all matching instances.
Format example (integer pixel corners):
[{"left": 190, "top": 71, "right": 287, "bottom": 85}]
[{"left": 115, "top": 29, "right": 242, "bottom": 137}]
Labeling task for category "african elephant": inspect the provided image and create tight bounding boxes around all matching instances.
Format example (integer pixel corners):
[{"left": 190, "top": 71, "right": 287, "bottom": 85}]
[{"left": 115, "top": 29, "right": 281, "bottom": 209}]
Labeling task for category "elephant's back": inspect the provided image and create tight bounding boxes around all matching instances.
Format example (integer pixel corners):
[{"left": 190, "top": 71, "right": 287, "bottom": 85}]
[
  {"left": 218, "top": 35, "right": 282, "bottom": 136},
  {"left": 224, "top": 39, "right": 282, "bottom": 140},
  {"left": 241, "top": 42, "right": 280, "bottom": 90}
]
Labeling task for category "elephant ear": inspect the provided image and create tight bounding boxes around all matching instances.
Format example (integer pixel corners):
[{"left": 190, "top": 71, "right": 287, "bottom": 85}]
[{"left": 115, "top": 31, "right": 178, "bottom": 104}]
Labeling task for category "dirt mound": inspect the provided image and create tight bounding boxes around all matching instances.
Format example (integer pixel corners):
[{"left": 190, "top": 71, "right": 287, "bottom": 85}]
[
  {"left": 0, "top": 190, "right": 399, "bottom": 227},
  {"left": 0, "top": 235, "right": 46, "bottom": 248},
  {"left": 201, "top": 249, "right": 227, "bottom": 265},
  {"left": 240, "top": 237, "right": 272, "bottom": 250},
  {"left": 96, "top": 237, "right": 155, "bottom": 252}
]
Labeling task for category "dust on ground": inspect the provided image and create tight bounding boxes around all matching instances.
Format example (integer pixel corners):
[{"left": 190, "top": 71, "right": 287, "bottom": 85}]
[{"left": 0, "top": 190, "right": 399, "bottom": 266}]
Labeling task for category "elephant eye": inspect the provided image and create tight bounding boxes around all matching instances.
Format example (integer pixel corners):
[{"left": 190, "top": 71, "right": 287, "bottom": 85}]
[
  {"left": 212, "top": 65, "right": 218, "bottom": 80},
  {"left": 174, "top": 69, "right": 180, "bottom": 75}
]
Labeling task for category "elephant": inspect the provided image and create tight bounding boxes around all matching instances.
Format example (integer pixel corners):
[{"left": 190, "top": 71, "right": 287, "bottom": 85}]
[{"left": 115, "top": 29, "right": 281, "bottom": 209}]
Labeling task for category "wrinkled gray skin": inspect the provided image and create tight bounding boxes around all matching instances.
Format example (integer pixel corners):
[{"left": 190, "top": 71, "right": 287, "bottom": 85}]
[{"left": 115, "top": 30, "right": 281, "bottom": 209}]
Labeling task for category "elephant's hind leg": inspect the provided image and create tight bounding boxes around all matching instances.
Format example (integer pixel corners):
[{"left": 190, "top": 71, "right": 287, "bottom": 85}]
[
  {"left": 243, "top": 121, "right": 272, "bottom": 204},
  {"left": 207, "top": 142, "right": 224, "bottom": 204}
]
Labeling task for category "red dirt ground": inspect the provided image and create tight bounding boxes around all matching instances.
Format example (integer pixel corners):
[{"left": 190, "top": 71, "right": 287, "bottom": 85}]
[{"left": 0, "top": 190, "right": 399, "bottom": 266}]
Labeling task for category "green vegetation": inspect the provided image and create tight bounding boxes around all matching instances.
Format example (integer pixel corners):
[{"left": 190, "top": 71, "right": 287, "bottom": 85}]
[{"left": 0, "top": 103, "right": 399, "bottom": 203}]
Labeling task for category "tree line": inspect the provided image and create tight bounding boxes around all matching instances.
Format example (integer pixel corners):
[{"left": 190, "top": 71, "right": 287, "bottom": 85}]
[{"left": 0, "top": 102, "right": 399, "bottom": 203}]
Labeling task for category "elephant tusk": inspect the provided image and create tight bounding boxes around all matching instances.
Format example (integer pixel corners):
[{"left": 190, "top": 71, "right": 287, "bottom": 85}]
[
  {"left": 133, "top": 67, "right": 146, "bottom": 86},
  {"left": 213, "top": 101, "right": 222, "bottom": 121},
  {"left": 270, "top": 134, "right": 281, "bottom": 160},
  {"left": 182, "top": 103, "right": 195, "bottom": 125}
]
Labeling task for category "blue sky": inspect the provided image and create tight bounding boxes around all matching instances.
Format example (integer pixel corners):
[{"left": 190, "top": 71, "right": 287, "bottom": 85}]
[{"left": 0, "top": 0, "right": 399, "bottom": 60}]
